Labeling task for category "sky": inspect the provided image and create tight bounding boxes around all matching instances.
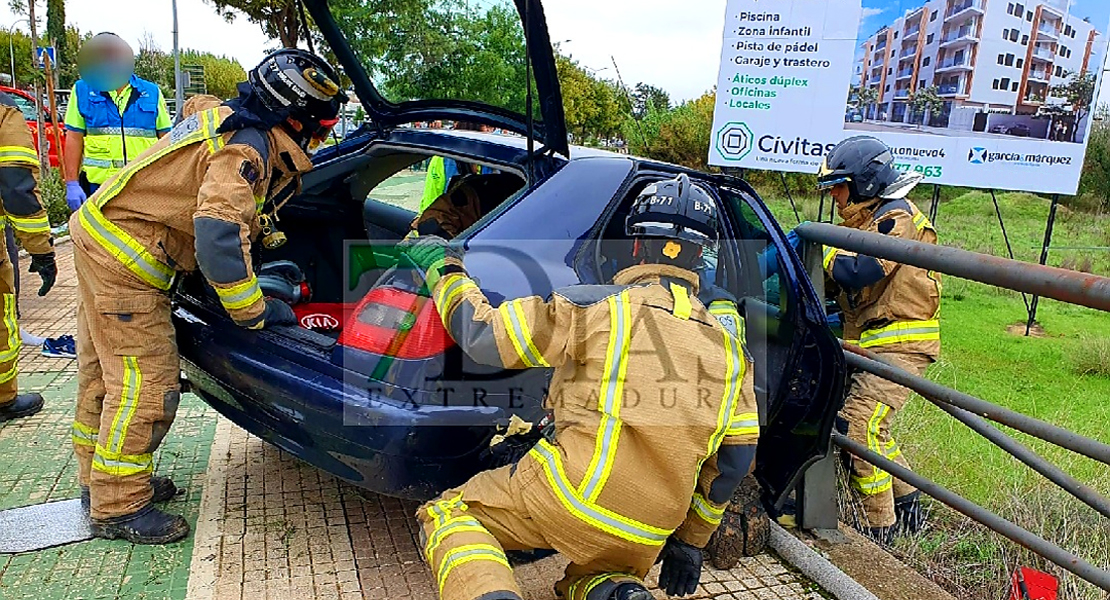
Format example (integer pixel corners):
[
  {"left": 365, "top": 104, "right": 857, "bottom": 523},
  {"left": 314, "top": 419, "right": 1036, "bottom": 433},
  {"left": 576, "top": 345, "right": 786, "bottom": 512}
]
[{"left": 0, "top": 0, "right": 1105, "bottom": 106}]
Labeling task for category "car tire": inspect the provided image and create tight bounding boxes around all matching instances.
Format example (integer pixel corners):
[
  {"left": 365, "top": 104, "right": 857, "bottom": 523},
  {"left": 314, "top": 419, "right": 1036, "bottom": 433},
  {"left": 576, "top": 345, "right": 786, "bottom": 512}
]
[{"left": 704, "top": 475, "right": 770, "bottom": 569}]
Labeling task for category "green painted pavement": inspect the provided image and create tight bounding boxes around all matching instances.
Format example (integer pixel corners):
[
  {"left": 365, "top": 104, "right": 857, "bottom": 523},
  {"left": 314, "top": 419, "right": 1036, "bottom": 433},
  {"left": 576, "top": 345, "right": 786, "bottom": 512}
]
[{"left": 0, "top": 370, "right": 217, "bottom": 600}]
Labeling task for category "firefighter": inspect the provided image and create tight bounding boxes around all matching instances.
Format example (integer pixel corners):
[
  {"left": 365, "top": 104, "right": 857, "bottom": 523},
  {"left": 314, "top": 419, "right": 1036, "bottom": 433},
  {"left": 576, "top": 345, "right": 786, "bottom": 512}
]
[
  {"left": 402, "top": 174, "right": 760, "bottom": 600},
  {"left": 0, "top": 92, "right": 57, "bottom": 423},
  {"left": 816, "top": 136, "right": 940, "bottom": 543},
  {"left": 70, "top": 49, "right": 345, "bottom": 544}
]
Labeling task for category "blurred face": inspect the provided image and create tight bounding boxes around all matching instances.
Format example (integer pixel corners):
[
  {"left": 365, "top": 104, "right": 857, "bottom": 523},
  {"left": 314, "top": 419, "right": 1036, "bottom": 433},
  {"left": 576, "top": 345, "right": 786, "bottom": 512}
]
[
  {"left": 831, "top": 182, "right": 851, "bottom": 211},
  {"left": 78, "top": 35, "right": 135, "bottom": 93}
]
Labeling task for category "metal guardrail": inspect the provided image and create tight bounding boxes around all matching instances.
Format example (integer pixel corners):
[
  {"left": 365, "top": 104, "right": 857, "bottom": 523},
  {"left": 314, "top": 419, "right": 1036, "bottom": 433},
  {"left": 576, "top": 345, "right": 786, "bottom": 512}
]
[{"left": 793, "top": 223, "right": 1110, "bottom": 593}]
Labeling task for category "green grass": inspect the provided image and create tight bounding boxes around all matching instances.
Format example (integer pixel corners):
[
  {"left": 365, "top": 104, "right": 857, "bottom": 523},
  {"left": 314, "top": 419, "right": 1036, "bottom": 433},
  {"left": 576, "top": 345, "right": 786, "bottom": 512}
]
[{"left": 760, "top": 189, "right": 1110, "bottom": 600}]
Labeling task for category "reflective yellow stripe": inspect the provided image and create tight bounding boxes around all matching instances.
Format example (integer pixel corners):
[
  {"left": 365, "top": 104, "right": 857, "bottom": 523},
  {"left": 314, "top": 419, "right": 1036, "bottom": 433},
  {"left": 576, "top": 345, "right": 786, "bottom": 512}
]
[
  {"left": 0, "top": 293, "right": 20, "bottom": 364},
  {"left": 78, "top": 202, "right": 174, "bottom": 290},
  {"left": 107, "top": 357, "right": 142, "bottom": 454},
  {"left": 823, "top": 246, "right": 839, "bottom": 270},
  {"left": 912, "top": 211, "right": 932, "bottom": 231},
  {"left": 859, "top": 319, "right": 940, "bottom": 348},
  {"left": 72, "top": 422, "right": 99, "bottom": 447},
  {"left": 254, "top": 194, "right": 266, "bottom": 215},
  {"left": 436, "top": 544, "right": 510, "bottom": 592},
  {"left": 851, "top": 403, "right": 894, "bottom": 495},
  {"left": 529, "top": 440, "right": 671, "bottom": 546},
  {"left": 215, "top": 277, "right": 263, "bottom": 311},
  {"left": 710, "top": 302, "right": 746, "bottom": 341},
  {"left": 0, "top": 362, "right": 16, "bottom": 384},
  {"left": 691, "top": 493, "right": 726, "bottom": 526},
  {"left": 424, "top": 516, "right": 486, "bottom": 562},
  {"left": 0, "top": 145, "right": 39, "bottom": 166},
  {"left": 570, "top": 573, "right": 634, "bottom": 600},
  {"left": 91, "top": 446, "right": 153, "bottom": 477},
  {"left": 7, "top": 213, "right": 50, "bottom": 234},
  {"left": 670, "top": 282, "right": 691, "bottom": 320},
  {"left": 435, "top": 276, "right": 478, "bottom": 328},
  {"left": 499, "top": 299, "right": 550, "bottom": 368},
  {"left": 726, "top": 411, "right": 760, "bottom": 438},
  {"left": 580, "top": 291, "right": 631, "bottom": 503}
]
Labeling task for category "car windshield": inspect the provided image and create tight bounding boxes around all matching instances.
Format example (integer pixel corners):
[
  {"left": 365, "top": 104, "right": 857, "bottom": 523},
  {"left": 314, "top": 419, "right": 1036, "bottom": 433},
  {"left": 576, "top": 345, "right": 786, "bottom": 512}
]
[
  {"left": 327, "top": 0, "right": 541, "bottom": 118},
  {"left": 7, "top": 93, "right": 37, "bottom": 121}
]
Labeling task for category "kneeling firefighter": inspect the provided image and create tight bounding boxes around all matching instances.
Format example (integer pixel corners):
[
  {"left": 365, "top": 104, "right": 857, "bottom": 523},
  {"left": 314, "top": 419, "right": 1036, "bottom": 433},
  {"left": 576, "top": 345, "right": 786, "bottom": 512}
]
[
  {"left": 402, "top": 174, "right": 761, "bottom": 600},
  {"left": 70, "top": 49, "right": 345, "bottom": 544},
  {"left": 817, "top": 136, "right": 941, "bottom": 543}
]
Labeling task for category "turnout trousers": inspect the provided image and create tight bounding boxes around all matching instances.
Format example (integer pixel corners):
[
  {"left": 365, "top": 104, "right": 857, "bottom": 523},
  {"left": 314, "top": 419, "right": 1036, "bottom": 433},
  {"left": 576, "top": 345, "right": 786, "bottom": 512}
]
[
  {"left": 417, "top": 453, "right": 660, "bottom": 600},
  {"left": 839, "top": 351, "right": 934, "bottom": 528},
  {"left": 71, "top": 234, "right": 181, "bottom": 520},
  {"left": 0, "top": 228, "right": 19, "bottom": 405}
]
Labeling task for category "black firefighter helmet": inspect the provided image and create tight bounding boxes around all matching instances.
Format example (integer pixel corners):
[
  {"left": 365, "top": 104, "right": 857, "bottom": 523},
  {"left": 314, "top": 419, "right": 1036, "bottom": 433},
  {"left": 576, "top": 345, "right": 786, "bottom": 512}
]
[
  {"left": 817, "top": 136, "right": 901, "bottom": 203},
  {"left": 248, "top": 48, "right": 346, "bottom": 152},
  {"left": 626, "top": 174, "right": 719, "bottom": 269}
]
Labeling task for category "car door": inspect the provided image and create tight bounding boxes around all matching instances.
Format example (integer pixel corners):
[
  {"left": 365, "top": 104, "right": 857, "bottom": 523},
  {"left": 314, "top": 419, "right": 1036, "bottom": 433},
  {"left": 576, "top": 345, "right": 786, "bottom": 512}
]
[{"left": 715, "top": 180, "right": 846, "bottom": 505}]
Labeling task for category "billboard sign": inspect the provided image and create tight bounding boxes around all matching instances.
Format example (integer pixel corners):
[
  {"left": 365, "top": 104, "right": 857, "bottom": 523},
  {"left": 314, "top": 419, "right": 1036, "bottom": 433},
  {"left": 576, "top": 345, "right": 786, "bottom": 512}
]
[{"left": 709, "top": 0, "right": 1110, "bottom": 195}]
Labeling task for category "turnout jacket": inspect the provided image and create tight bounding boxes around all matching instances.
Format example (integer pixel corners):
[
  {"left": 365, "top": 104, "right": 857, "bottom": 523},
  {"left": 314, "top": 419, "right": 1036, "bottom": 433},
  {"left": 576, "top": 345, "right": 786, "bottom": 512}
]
[
  {"left": 824, "top": 198, "right": 941, "bottom": 357},
  {"left": 432, "top": 262, "right": 760, "bottom": 549},
  {"left": 71, "top": 97, "right": 312, "bottom": 327},
  {"left": 0, "top": 94, "right": 53, "bottom": 256}
]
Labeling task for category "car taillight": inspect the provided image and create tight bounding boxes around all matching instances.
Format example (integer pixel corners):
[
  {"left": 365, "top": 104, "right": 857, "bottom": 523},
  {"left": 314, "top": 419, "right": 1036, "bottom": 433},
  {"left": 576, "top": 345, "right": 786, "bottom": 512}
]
[{"left": 338, "top": 286, "right": 455, "bottom": 359}]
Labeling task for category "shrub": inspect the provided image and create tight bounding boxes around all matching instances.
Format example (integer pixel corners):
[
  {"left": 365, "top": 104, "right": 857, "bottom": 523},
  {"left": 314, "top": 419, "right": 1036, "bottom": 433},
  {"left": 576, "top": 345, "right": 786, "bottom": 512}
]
[
  {"left": 40, "top": 167, "right": 71, "bottom": 229},
  {"left": 1068, "top": 336, "right": 1110, "bottom": 378}
]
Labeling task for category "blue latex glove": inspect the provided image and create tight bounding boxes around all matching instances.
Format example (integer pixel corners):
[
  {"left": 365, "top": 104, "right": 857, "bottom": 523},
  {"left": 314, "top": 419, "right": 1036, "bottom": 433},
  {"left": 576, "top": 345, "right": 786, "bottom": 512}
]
[
  {"left": 785, "top": 229, "right": 803, "bottom": 252},
  {"left": 65, "top": 181, "right": 87, "bottom": 211}
]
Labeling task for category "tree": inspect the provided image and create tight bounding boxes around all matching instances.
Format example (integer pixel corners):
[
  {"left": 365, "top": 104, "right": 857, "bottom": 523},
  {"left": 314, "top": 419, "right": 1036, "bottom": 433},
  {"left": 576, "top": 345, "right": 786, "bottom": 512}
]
[
  {"left": 625, "top": 91, "right": 716, "bottom": 171},
  {"left": 45, "top": 0, "right": 65, "bottom": 72},
  {"left": 205, "top": 0, "right": 301, "bottom": 48},
  {"left": 908, "top": 85, "right": 944, "bottom": 127},
  {"left": 630, "top": 83, "right": 669, "bottom": 120},
  {"left": 1050, "top": 70, "right": 1097, "bottom": 143},
  {"left": 852, "top": 85, "right": 879, "bottom": 117}
]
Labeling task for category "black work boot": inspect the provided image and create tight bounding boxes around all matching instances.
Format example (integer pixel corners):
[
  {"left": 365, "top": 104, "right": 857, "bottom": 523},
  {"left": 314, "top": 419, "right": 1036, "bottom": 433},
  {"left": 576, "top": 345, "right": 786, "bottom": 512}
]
[
  {"left": 0, "top": 393, "right": 44, "bottom": 423},
  {"left": 895, "top": 491, "right": 925, "bottom": 534},
  {"left": 81, "top": 475, "right": 179, "bottom": 512},
  {"left": 91, "top": 504, "right": 190, "bottom": 545}
]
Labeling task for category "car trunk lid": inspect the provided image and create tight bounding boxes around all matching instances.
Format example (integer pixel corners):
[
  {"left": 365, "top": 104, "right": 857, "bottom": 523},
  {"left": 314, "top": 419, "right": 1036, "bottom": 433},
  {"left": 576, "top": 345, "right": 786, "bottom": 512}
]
[{"left": 302, "top": 0, "right": 569, "bottom": 157}]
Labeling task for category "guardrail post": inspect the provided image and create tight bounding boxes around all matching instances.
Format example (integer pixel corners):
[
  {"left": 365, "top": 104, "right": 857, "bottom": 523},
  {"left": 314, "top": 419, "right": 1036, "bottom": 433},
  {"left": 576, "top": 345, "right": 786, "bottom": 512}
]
[{"left": 797, "top": 240, "right": 843, "bottom": 540}]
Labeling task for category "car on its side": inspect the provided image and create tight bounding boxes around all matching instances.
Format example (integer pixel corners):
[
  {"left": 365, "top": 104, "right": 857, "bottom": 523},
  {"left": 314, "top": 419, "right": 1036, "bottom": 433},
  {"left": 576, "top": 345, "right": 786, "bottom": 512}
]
[
  {"left": 0, "top": 85, "right": 64, "bottom": 168},
  {"left": 172, "top": 0, "right": 846, "bottom": 509}
]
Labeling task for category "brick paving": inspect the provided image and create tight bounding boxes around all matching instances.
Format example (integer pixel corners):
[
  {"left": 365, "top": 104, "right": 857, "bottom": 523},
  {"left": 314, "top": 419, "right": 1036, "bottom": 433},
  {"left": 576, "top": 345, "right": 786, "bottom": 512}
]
[{"left": 0, "top": 241, "right": 829, "bottom": 600}]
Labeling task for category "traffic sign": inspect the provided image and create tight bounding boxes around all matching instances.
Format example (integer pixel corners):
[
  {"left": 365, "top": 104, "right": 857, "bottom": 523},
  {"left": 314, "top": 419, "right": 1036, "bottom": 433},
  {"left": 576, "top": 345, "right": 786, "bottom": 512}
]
[{"left": 35, "top": 46, "right": 55, "bottom": 70}]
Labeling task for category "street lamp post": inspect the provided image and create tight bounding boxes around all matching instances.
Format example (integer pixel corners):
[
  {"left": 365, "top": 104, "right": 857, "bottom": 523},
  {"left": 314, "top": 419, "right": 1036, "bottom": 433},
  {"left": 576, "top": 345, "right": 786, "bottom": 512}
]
[{"left": 8, "top": 19, "right": 29, "bottom": 88}]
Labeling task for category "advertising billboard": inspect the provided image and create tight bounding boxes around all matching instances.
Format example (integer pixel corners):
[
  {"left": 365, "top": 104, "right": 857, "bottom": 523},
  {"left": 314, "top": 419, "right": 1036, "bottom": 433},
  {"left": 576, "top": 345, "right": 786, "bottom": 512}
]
[{"left": 709, "top": 0, "right": 1109, "bottom": 195}]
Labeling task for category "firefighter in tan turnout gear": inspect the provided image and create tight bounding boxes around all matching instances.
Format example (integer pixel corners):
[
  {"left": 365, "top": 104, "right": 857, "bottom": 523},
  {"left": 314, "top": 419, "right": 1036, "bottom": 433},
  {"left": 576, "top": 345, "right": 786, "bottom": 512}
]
[
  {"left": 817, "top": 136, "right": 941, "bottom": 544},
  {"left": 70, "top": 49, "right": 345, "bottom": 544},
  {"left": 402, "top": 175, "right": 760, "bottom": 600},
  {"left": 0, "top": 92, "right": 57, "bottom": 423}
]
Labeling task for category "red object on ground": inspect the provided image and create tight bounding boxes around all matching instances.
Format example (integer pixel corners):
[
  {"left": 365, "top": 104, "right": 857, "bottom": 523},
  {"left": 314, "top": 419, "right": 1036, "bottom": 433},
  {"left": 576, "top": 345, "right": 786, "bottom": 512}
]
[
  {"left": 1010, "top": 567, "right": 1058, "bottom": 600},
  {"left": 292, "top": 303, "right": 353, "bottom": 332}
]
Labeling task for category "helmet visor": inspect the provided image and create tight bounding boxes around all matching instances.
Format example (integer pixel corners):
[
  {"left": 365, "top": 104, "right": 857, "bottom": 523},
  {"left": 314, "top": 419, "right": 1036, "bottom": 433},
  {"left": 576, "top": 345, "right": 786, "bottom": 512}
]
[{"left": 816, "top": 175, "right": 851, "bottom": 191}]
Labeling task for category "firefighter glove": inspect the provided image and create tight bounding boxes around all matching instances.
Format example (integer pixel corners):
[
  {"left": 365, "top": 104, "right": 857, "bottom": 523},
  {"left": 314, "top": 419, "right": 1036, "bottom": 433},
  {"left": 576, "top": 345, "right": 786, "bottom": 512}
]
[
  {"left": 29, "top": 252, "right": 57, "bottom": 296},
  {"left": 399, "top": 235, "right": 463, "bottom": 289},
  {"left": 66, "top": 181, "right": 87, "bottom": 211},
  {"left": 261, "top": 298, "right": 297, "bottom": 328},
  {"left": 658, "top": 536, "right": 703, "bottom": 597}
]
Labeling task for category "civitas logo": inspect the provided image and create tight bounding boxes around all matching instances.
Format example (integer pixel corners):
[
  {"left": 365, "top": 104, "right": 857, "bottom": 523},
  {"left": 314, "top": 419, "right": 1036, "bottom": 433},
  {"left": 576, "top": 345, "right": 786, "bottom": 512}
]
[
  {"left": 715, "top": 122, "right": 754, "bottom": 161},
  {"left": 301, "top": 313, "right": 341, "bottom": 330}
]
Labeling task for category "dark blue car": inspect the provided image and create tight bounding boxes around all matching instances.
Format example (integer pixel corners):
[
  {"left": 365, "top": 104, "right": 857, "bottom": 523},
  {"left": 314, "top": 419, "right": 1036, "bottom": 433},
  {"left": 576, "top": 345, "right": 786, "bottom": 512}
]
[{"left": 172, "top": 0, "right": 845, "bottom": 506}]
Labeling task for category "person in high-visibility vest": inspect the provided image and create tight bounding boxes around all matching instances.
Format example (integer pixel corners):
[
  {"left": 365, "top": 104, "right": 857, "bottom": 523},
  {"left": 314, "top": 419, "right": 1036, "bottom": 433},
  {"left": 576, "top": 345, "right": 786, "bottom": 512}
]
[
  {"left": 816, "top": 136, "right": 941, "bottom": 544},
  {"left": 69, "top": 49, "right": 345, "bottom": 545},
  {"left": 63, "top": 33, "right": 172, "bottom": 210}
]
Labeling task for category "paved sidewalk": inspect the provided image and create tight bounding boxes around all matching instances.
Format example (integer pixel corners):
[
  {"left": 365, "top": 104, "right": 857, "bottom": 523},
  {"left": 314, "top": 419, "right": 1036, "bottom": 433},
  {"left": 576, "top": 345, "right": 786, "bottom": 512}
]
[{"left": 0, "top": 242, "right": 829, "bottom": 600}]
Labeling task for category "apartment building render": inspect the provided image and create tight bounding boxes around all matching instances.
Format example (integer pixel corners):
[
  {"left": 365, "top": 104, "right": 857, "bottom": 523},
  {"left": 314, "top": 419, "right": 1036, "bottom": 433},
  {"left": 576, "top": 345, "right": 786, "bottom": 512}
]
[{"left": 854, "top": 0, "right": 1101, "bottom": 130}]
